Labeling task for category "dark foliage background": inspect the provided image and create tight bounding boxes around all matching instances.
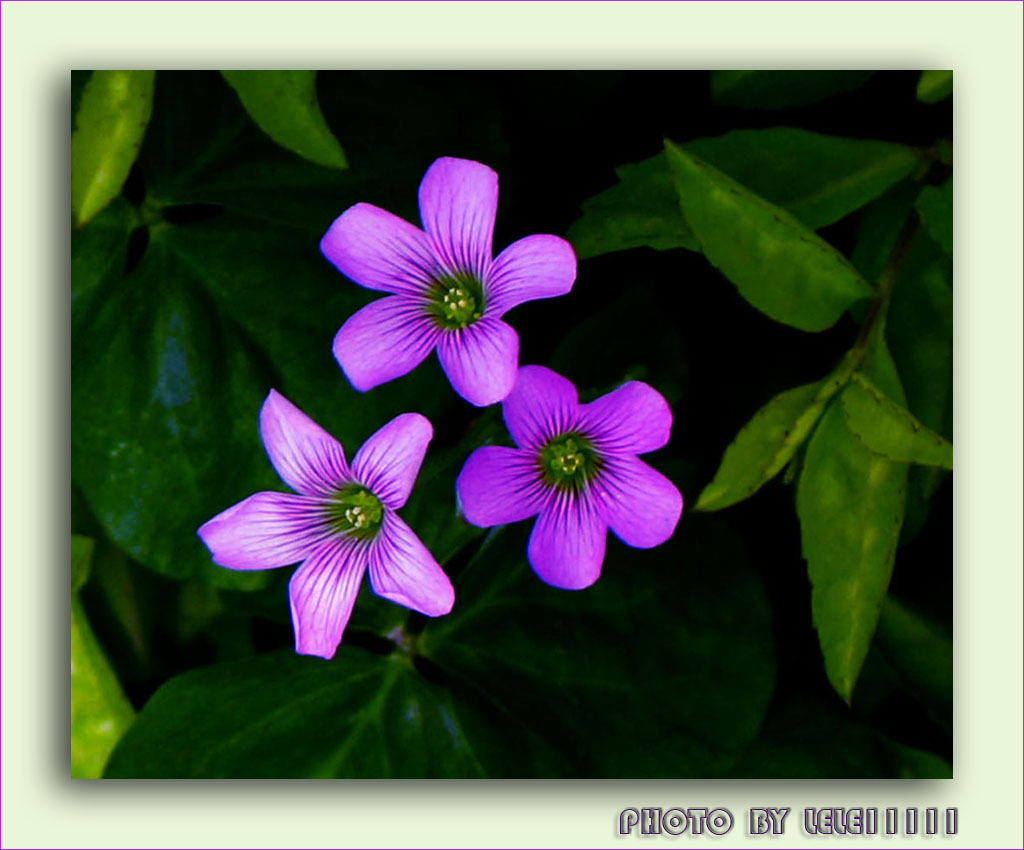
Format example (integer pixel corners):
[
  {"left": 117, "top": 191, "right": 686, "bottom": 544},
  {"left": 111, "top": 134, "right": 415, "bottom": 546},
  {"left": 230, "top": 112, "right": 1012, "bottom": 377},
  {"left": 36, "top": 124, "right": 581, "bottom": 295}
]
[{"left": 70, "top": 70, "right": 952, "bottom": 778}]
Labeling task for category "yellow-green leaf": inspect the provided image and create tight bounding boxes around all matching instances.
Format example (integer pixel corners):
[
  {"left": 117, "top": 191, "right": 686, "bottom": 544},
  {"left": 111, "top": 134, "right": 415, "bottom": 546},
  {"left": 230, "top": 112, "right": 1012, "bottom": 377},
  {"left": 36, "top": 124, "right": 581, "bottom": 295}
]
[
  {"left": 916, "top": 70, "right": 952, "bottom": 104},
  {"left": 697, "top": 381, "right": 828, "bottom": 511},
  {"left": 796, "top": 336, "right": 907, "bottom": 702},
  {"left": 71, "top": 70, "right": 155, "bottom": 227},
  {"left": 221, "top": 70, "right": 346, "bottom": 169},
  {"left": 71, "top": 537, "right": 135, "bottom": 778},
  {"left": 842, "top": 372, "right": 953, "bottom": 469},
  {"left": 665, "top": 141, "right": 872, "bottom": 332}
]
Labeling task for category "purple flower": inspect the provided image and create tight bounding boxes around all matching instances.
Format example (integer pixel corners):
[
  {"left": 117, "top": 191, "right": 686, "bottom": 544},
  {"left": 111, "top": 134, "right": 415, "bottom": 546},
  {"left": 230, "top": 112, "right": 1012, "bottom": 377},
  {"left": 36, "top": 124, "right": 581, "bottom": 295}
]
[
  {"left": 197, "top": 390, "right": 453, "bottom": 659},
  {"left": 456, "top": 366, "right": 683, "bottom": 590},
  {"left": 320, "top": 157, "right": 577, "bottom": 407}
]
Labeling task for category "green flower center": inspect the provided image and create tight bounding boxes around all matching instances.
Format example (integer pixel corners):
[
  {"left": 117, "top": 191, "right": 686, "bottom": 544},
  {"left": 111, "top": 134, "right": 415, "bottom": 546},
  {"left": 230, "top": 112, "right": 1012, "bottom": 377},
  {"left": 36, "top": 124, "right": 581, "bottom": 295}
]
[
  {"left": 539, "top": 432, "right": 602, "bottom": 492},
  {"left": 426, "top": 270, "right": 485, "bottom": 329},
  {"left": 324, "top": 485, "right": 383, "bottom": 540}
]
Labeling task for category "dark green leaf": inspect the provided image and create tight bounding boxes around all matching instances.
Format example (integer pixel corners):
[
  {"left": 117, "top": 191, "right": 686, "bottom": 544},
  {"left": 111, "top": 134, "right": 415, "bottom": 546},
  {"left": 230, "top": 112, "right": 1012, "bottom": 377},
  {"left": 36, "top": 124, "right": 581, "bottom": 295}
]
[
  {"left": 729, "top": 691, "right": 949, "bottom": 778},
  {"left": 221, "top": 70, "right": 347, "bottom": 169},
  {"left": 886, "top": 229, "right": 953, "bottom": 540},
  {"left": 916, "top": 179, "right": 953, "bottom": 256},
  {"left": 105, "top": 650, "right": 491, "bottom": 777},
  {"left": 665, "top": 141, "right": 873, "bottom": 331},
  {"left": 71, "top": 70, "right": 155, "bottom": 227},
  {"left": 697, "top": 380, "right": 828, "bottom": 511},
  {"left": 71, "top": 75, "right": 462, "bottom": 587},
  {"left": 916, "top": 70, "right": 952, "bottom": 104},
  {"left": 876, "top": 596, "right": 952, "bottom": 729},
  {"left": 71, "top": 537, "right": 135, "bottom": 778},
  {"left": 842, "top": 373, "right": 952, "bottom": 468},
  {"left": 711, "top": 70, "right": 873, "bottom": 109},
  {"left": 569, "top": 129, "right": 923, "bottom": 260},
  {"left": 796, "top": 334, "right": 907, "bottom": 701},
  {"left": 426, "top": 517, "right": 775, "bottom": 777},
  {"left": 106, "top": 516, "right": 774, "bottom": 777}
]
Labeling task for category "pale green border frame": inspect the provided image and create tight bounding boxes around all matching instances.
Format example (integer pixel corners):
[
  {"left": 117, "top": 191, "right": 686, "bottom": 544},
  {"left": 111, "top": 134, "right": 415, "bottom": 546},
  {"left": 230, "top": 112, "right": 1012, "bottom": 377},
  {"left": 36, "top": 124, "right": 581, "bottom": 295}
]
[{"left": 3, "top": 1, "right": 1021, "bottom": 847}]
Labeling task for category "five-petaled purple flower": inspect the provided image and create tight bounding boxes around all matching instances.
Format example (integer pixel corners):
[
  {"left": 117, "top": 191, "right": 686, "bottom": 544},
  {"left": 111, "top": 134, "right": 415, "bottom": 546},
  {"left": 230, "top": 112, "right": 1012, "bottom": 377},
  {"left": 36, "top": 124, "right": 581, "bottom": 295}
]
[
  {"left": 321, "top": 157, "right": 577, "bottom": 407},
  {"left": 197, "top": 390, "right": 454, "bottom": 659},
  {"left": 456, "top": 366, "right": 683, "bottom": 590}
]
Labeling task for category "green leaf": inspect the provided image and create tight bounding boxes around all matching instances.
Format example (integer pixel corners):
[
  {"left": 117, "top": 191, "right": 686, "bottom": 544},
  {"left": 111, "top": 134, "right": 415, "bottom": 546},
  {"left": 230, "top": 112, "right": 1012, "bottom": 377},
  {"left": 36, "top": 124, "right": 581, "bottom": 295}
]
[
  {"left": 842, "top": 373, "right": 952, "bottom": 468},
  {"left": 569, "top": 129, "right": 923, "bottom": 260},
  {"left": 711, "top": 70, "right": 873, "bottom": 109},
  {"left": 916, "top": 179, "right": 953, "bottom": 256},
  {"left": 71, "top": 537, "right": 135, "bottom": 778},
  {"left": 221, "top": 70, "right": 346, "bottom": 169},
  {"left": 567, "top": 154, "right": 699, "bottom": 259},
  {"left": 71, "top": 534, "right": 95, "bottom": 593},
  {"left": 696, "top": 380, "right": 828, "bottom": 511},
  {"left": 71, "top": 74, "right": 460, "bottom": 586},
  {"left": 886, "top": 228, "right": 953, "bottom": 540},
  {"left": 876, "top": 596, "right": 952, "bottom": 730},
  {"left": 796, "top": 336, "right": 908, "bottom": 702},
  {"left": 105, "top": 517, "right": 774, "bottom": 777},
  {"left": 105, "top": 651, "right": 495, "bottom": 778},
  {"left": 916, "top": 70, "right": 953, "bottom": 104},
  {"left": 426, "top": 518, "right": 776, "bottom": 777},
  {"left": 665, "top": 141, "right": 873, "bottom": 331},
  {"left": 71, "top": 70, "right": 155, "bottom": 227}
]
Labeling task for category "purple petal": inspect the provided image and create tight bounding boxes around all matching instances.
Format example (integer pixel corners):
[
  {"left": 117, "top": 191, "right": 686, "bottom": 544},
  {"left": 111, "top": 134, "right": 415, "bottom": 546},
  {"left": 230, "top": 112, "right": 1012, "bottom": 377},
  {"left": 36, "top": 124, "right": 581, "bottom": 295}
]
[
  {"left": 320, "top": 203, "right": 438, "bottom": 296},
  {"left": 289, "top": 537, "right": 370, "bottom": 659},
  {"left": 436, "top": 317, "right": 518, "bottom": 407},
  {"left": 579, "top": 381, "right": 673, "bottom": 455},
  {"left": 418, "top": 157, "right": 498, "bottom": 278},
  {"left": 259, "top": 389, "right": 350, "bottom": 496},
  {"left": 527, "top": 493, "right": 607, "bottom": 590},
  {"left": 333, "top": 296, "right": 440, "bottom": 392},
  {"left": 502, "top": 365, "right": 580, "bottom": 450},
  {"left": 367, "top": 512, "right": 454, "bottom": 617},
  {"left": 592, "top": 456, "right": 683, "bottom": 549},
  {"left": 197, "top": 492, "right": 329, "bottom": 570},
  {"left": 456, "top": 446, "right": 546, "bottom": 527},
  {"left": 351, "top": 413, "right": 433, "bottom": 510},
  {"left": 487, "top": 234, "right": 577, "bottom": 317}
]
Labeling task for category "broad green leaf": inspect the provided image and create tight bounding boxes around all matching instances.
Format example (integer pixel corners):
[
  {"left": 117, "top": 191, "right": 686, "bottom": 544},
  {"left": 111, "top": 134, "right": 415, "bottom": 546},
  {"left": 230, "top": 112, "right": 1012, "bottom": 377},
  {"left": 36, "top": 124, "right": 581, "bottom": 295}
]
[
  {"left": 105, "top": 650, "right": 497, "bottom": 778},
  {"left": 569, "top": 129, "right": 923, "bottom": 260},
  {"left": 876, "top": 596, "right": 952, "bottom": 730},
  {"left": 71, "top": 537, "right": 135, "bottom": 778},
  {"left": 71, "top": 74, "right": 460, "bottom": 586},
  {"left": 842, "top": 373, "right": 952, "bottom": 468},
  {"left": 687, "top": 130, "right": 924, "bottom": 229},
  {"left": 711, "top": 70, "right": 873, "bottom": 109},
  {"left": 426, "top": 518, "right": 775, "bottom": 777},
  {"left": 916, "top": 179, "right": 953, "bottom": 256},
  {"left": 665, "top": 141, "right": 873, "bottom": 331},
  {"left": 221, "top": 70, "right": 346, "bottom": 169},
  {"left": 71, "top": 70, "right": 155, "bottom": 227},
  {"left": 916, "top": 70, "right": 952, "bottom": 104},
  {"left": 106, "top": 517, "right": 774, "bottom": 777},
  {"left": 697, "top": 380, "right": 828, "bottom": 511},
  {"left": 797, "top": 331, "right": 908, "bottom": 701}
]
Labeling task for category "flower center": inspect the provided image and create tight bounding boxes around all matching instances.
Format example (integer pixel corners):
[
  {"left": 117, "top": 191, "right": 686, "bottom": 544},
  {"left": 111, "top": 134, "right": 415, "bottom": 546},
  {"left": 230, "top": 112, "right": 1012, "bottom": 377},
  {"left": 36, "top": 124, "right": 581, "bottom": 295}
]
[
  {"left": 324, "top": 485, "right": 383, "bottom": 540},
  {"left": 539, "top": 432, "right": 602, "bottom": 492},
  {"left": 427, "top": 270, "right": 485, "bottom": 329}
]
